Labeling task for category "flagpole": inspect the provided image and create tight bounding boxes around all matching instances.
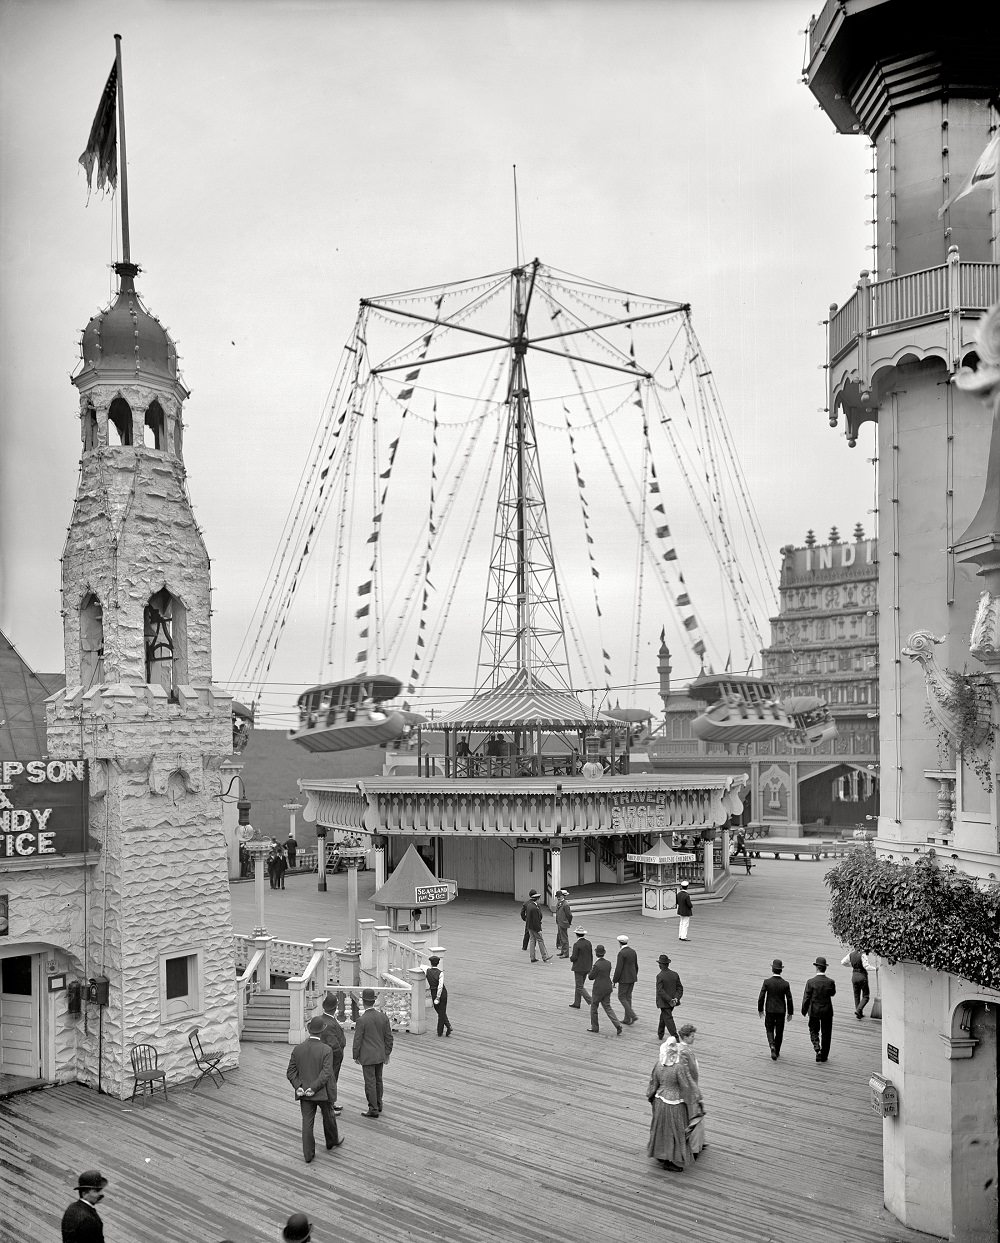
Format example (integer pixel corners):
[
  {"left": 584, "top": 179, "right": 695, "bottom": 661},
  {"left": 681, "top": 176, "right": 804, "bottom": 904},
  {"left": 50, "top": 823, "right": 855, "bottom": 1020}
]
[{"left": 114, "top": 33, "right": 131, "bottom": 266}]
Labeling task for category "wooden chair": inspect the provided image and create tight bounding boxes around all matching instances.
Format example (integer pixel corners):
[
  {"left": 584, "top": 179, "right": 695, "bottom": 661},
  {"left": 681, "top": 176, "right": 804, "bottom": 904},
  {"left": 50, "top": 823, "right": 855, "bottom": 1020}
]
[
  {"left": 129, "top": 1044, "right": 167, "bottom": 1105},
  {"left": 188, "top": 1027, "right": 225, "bottom": 1090}
]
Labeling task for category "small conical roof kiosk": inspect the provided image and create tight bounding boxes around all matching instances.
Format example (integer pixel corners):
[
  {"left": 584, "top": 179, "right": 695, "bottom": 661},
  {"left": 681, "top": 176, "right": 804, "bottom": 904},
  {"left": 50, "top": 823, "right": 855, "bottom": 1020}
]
[{"left": 627, "top": 835, "right": 696, "bottom": 920}]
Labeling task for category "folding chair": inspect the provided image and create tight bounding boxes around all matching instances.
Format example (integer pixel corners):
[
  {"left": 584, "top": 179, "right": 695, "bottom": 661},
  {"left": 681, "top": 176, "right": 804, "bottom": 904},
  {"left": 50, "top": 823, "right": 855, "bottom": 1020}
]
[
  {"left": 188, "top": 1027, "right": 226, "bottom": 1090},
  {"left": 129, "top": 1043, "right": 168, "bottom": 1105}
]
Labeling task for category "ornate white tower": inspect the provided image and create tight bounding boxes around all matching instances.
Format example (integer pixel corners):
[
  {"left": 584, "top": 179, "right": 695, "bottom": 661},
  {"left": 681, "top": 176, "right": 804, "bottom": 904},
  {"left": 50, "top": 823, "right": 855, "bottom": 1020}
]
[{"left": 45, "top": 258, "right": 240, "bottom": 1095}]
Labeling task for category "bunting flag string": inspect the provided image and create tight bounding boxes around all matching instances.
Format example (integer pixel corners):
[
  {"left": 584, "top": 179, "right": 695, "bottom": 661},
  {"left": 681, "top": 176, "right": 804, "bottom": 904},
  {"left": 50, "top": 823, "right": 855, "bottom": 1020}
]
[{"left": 564, "top": 404, "right": 612, "bottom": 684}]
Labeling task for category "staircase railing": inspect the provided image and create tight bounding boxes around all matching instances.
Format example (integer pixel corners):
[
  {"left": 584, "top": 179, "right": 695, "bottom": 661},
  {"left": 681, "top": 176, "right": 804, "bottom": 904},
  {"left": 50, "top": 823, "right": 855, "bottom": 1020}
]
[{"left": 236, "top": 940, "right": 268, "bottom": 1037}]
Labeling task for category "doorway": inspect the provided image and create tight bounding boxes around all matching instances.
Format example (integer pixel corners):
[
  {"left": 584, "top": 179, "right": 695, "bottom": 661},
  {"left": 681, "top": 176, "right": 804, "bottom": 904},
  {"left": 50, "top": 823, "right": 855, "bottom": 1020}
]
[{"left": 0, "top": 953, "right": 41, "bottom": 1082}]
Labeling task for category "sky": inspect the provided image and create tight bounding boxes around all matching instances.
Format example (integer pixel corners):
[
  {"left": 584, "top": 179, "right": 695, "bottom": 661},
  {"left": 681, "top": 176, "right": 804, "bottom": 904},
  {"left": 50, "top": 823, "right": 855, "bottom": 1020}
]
[{"left": 0, "top": 0, "right": 875, "bottom": 726}]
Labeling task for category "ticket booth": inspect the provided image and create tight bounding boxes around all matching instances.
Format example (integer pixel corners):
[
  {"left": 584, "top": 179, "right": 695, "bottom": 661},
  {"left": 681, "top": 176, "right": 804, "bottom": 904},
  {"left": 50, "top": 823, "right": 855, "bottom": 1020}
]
[{"left": 627, "top": 835, "right": 696, "bottom": 920}]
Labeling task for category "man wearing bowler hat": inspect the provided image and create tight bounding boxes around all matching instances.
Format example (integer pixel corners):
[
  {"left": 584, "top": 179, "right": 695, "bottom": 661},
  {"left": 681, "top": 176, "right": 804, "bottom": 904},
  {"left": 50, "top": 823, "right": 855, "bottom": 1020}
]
[
  {"left": 655, "top": 953, "right": 684, "bottom": 1039},
  {"left": 61, "top": 1169, "right": 108, "bottom": 1242},
  {"left": 801, "top": 955, "right": 837, "bottom": 1062},
  {"left": 281, "top": 1212, "right": 313, "bottom": 1242},
  {"left": 757, "top": 958, "right": 794, "bottom": 1059},
  {"left": 612, "top": 933, "right": 639, "bottom": 1024},
  {"left": 287, "top": 1015, "right": 345, "bottom": 1163},
  {"left": 522, "top": 888, "right": 552, "bottom": 963},
  {"left": 353, "top": 987, "right": 394, "bottom": 1117},
  {"left": 568, "top": 927, "right": 593, "bottom": 1008},
  {"left": 554, "top": 889, "right": 573, "bottom": 957}
]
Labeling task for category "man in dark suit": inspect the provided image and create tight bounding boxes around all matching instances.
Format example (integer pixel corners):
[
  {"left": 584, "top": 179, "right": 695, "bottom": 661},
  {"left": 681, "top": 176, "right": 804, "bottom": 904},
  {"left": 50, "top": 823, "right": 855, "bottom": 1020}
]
[
  {"left": 568, "top": 928, "right": 593, "bottom": 1009},
  {"left": 757, "top": 958, "right": 794, "bottom": 1059},
  {"left": 423, "top": 955, "right": 453, "bottom": 1036},
  {"left": 802, "top": 955, "right": 837, "bottom": 1062},
  {"left": 655, "top": 953, "right": 683, "bottom": 1039},
  {"left": 587, "top": 944, "right": 623, "bottom": 1035},
  {"left": 612, "top": 933, "right": 639, "bottom": 1024},
  {"left": 353, "top": 987, "right": 394, "bottom": 1117},
  {"left": 554, "top": 890, "right": 573, "bottom": 957},
  {"left": 316, "top": 990, "right": 346, "bottom": 1111},
  {"left": 523, "top": 888, "right": 552, "bottom": 963},
  {"left": 286, "top": 1016, "right": 344, "bottom": 1163},
  {"left": 61, "top": 1169, "right": 108, "bottom": 1242}
]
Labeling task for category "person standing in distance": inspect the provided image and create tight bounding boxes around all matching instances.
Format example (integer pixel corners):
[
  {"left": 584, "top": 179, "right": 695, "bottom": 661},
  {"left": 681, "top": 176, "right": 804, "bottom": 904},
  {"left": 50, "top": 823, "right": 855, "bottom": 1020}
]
[
  {"left": 840, "top": 947, "right": 871, "bottom": 1018},
  {"left": 612, "top": 934, "right": 639, "bottom": 1024},
  {"left": 568, "top": 928, "right": 594, "bottom": 1009},
  {"left": 61, "top": 1170, "right": 108, "bottom": 1242},
  {"left": 757, "top": 958, "right": 794, "bottom": 1059},
  {"left": 801, "top": 955, "right": 837, "bottom": 1062},
  {"left": 587, "top": 944, "right": 624, "bottom": 1035},
  {"left": 554, "top": 889, "right": 573, "bottom": 957},
  {"left": 676, "top": 881, "right": 693, "bottom": 940},
  {"left": 316, "top": 990, "right": 346, "bottom": 1112},
  {"left": 423, "top": 955, "right": 453, "bottom": 1036},
  {"left": 655, "top": 953, "right": 684, "bottom": 1040},
  {"left": 523, "top": 888, "right": 553, "bottom": 963},
  {"left": 354, "top": 987, "right": 394, "bottom": 1116},
  {"left": 286, "top": 1016, "right": 344, "bottom": 1163}
]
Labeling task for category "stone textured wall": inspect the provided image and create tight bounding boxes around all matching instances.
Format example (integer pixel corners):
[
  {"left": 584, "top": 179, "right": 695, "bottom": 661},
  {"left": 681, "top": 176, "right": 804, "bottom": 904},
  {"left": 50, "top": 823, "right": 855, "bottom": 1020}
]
[
  {"left": 61, "top": 445, "right": 212, "bottom": 686},
  {"left": 46, "top": 686, "right": 240, "bottom": 1096}
]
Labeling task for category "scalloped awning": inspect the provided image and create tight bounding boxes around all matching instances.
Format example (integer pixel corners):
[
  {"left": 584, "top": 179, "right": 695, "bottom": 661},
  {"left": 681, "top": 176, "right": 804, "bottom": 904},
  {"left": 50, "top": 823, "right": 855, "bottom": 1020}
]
[{"left": 433, "top": 667, "right": 597, "bottom": 730}]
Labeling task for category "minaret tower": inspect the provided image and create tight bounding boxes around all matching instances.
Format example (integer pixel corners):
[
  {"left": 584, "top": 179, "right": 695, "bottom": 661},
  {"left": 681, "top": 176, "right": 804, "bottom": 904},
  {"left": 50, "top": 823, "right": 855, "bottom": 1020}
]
[
  {"left": 45, "top": 47, "right": 239, "bottom": 1094},
  {"left": 807, "top": 4, "right": 999, "bottom": 1239}
]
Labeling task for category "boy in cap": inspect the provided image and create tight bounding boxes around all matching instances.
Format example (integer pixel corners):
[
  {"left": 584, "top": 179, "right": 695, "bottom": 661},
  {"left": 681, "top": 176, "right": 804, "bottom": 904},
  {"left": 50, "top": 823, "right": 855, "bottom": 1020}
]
[
  {"left": 801, "top": 956, "right": 837, "bottom": 1062},
  {"left": 61, "top": 1169, "right": 108, "bottom": 1242},
  {"left": 353, "top": 988, "right": 394, "bottom": 1116},
  {"left": 676, "top": 880, "right": 693, "bottom": 940},
  {"left": 757, "top": 958, "right": 794, "bottom": 1059},
  {"left": 423, "top": 955, "right": 453, "bottom": 1036},
  {"left": 287, "top": 1016, "right": 344, "bottom": 1162},
  {"left": 554, "top": 889, "right": 573, "bottom": 957},
  {"left": 568, "top": 928, "right": 593, "bottom": 1008},
  {"left": 612, "top": 933, "right": 639, "bottom": 1023}
]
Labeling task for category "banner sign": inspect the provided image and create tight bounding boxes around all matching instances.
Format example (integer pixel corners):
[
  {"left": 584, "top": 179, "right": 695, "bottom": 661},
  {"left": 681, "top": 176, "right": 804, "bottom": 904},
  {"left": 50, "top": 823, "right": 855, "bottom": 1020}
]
[
  {"left": 414, "top": 884, "right": 449, "bottom": 904},
  {"left": 0, "top": 760, "right": 89, "bottom": 859}
]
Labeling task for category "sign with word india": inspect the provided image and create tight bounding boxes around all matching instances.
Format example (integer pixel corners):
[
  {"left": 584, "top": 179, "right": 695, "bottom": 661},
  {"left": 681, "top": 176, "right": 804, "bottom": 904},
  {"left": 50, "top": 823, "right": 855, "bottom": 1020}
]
[{"left": 0, "top": 760, "right": 89, "bottom": 859}]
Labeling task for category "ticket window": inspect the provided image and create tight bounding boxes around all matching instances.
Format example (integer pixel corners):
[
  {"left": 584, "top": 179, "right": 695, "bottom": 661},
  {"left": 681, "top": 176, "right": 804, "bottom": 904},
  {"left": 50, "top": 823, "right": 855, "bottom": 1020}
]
[{"left": 0, "top": 954, "right": 40, "bottom": 1078}]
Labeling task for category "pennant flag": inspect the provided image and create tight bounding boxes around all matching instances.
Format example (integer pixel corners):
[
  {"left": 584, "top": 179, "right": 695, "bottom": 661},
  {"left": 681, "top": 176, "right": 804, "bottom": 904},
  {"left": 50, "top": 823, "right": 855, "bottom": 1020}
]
[
  {"left": 655, "top": 524, "right": 671, "bottom": 538},
  {"left": 649, "top": 481, "right": 660, "bottom": 493},
  {"left": 356, "top": 650, "right": 368, "bottom": 663},
  {"left": 693, "top": 639, "right": 706, "bottom": 657},
  {"left": 676, "top": 592, "right": 690, "bottom": 607},
  {"left": 357, "top": 581, "right": 372, "bottom": 596},
  {"left": 397, "top": 388, "right": 414, "bottom": 401},
  {"left": 663, "top": 549, "right": 678, "bottom": 561},
  {"left": 683, "top": 616, "right": 698, "bottom": 631},
  {"left": 939, "top": 132, "right": 1000, "bottom": 217},
  {"left": 79, "top": 62, "right": 118, "bottom": 195},
  {"left": 355, "top": 604, "right": 370, "bottom": 619},
  {"left": 405, "top": 370, "right": 420, "bottom": 381}
]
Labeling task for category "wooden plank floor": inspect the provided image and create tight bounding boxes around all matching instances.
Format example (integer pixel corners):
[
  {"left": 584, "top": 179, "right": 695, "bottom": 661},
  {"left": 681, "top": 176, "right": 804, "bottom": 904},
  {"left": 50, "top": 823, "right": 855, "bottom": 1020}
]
[{"left": 0, "top": 863, "right": 942, "bottom": 1243}]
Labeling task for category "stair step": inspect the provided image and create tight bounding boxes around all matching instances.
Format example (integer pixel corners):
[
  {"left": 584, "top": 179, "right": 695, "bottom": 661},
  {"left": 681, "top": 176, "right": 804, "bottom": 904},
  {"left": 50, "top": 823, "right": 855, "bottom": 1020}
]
[
  {"left": 241, "top": 1031, "right": 289, "bottom": 1043},
  {"left": 248, "top": 997, "right": 291, "bottom": 1010}
]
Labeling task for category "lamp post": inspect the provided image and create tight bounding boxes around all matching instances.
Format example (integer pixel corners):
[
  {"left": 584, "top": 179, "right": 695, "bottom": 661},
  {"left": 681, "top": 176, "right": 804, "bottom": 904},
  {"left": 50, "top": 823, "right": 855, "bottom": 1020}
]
[
  {"left": 241, "top": 828, "right": 271, "bottom": 938},
  {"left": 282, "top": 800, "right": 302, "bottom": 840}
]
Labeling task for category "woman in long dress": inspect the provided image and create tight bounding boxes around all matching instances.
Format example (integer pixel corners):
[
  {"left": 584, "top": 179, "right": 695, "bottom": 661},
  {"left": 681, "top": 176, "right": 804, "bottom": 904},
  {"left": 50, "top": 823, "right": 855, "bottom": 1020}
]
[
  {"left": 677, "top": 1023, "right": 706, "bottom": 1159},
  {"left": 646, "top": 1036, "right": 700, "bottom": 1172}
]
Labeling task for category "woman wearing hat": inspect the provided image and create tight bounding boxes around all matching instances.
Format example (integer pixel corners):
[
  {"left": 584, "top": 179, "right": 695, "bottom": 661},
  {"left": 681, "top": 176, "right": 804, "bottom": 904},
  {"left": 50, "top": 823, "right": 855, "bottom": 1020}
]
[{"left": 645, "top": 1037, "right": 700, "bottom": 1172}]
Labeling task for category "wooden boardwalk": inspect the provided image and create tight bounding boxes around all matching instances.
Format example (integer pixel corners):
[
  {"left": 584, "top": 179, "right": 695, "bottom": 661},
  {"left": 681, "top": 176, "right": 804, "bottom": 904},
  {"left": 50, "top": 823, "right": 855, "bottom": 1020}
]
[{"left": 0, "top": 862, "right": 941, "bottom": 1243}]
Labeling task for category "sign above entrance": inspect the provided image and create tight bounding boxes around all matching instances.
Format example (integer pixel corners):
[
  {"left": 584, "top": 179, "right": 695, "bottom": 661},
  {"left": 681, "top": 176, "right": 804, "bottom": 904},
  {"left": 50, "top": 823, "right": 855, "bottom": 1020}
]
[
  {"left": 627, "top": 851, "right": 696, "bottom": 865},
  {"left": 0, "top": 760, "right": 88, "bottom": 859}
]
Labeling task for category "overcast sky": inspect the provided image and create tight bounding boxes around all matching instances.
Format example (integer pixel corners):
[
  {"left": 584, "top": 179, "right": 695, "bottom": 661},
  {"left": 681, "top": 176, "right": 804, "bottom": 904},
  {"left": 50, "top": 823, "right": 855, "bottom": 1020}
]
[{"left": 0, "top": 0, "right": 874, "bottom": 724}]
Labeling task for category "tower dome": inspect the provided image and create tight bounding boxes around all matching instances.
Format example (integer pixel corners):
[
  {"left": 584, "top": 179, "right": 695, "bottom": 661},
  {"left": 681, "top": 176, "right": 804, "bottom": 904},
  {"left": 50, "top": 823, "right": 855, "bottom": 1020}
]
[{"left": 79, "top": 262, "right": 178, "bottom": 380}]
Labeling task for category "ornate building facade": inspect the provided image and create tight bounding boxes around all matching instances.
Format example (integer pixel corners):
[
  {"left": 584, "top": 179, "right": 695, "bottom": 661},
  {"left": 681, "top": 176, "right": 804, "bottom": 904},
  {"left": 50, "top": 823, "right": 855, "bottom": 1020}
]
[
  {"left": 0, "top": 260, "right": 240, "bottom": 1096},
  {"left": 647, "top": 527, "right": 879, "bottom": 834},
  {"left": 807, "top": 2, "right": 1000, "bottom": 1238}
]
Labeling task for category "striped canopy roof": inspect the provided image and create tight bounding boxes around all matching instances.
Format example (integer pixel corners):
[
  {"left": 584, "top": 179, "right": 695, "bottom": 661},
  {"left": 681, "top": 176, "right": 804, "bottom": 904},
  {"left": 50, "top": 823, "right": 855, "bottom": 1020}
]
[{"left": 434, "top": 667, "right": 598, "bottom": 730}]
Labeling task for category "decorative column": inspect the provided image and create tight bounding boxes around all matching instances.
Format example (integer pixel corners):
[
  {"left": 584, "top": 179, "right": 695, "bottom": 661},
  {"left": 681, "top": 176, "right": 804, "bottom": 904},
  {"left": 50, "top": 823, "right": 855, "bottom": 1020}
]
[
  {"left": 340, "top": 845, "right": 368, "bottom": 953},
  {"left": 549, "top": 844, "right": 562, "bottom": 904},
  {"left": 702, "top": 835, "right": 715, "bottom": 891},
  {"left": 283, "top": 800, "right": 302, "bottom": 840},
  {"left": 316, "top": 824, "right": 328, "bottom": 893},
  {"left": 373, "top": 836, "right": 387, "bottom": 890},
  {"left": 244, "top": 838, "right": 272, "bottom": 938}
]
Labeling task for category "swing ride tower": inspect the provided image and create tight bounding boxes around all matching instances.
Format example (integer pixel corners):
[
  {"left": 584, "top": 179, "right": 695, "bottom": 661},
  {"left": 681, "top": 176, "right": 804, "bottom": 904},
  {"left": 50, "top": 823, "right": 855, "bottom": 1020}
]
[{"left": 288, "top": 258, "right": 760, "bottom": 908}]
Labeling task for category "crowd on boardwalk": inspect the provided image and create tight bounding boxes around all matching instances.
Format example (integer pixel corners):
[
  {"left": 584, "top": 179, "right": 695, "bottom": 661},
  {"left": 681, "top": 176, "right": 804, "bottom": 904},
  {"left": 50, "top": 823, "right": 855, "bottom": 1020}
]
[{"left": 57, "top": 876, "right": 875, "bottom": 1239}]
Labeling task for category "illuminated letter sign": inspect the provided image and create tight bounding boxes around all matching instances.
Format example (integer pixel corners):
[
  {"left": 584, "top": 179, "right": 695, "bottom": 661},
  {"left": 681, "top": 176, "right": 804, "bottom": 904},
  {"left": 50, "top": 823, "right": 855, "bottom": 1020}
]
[{"left": 0, "top": 760, "right": 89, "bottom": 859}]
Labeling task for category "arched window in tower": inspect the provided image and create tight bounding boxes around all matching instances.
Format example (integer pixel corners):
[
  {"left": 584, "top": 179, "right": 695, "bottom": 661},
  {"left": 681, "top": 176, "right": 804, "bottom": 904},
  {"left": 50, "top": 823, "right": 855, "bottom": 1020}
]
[
  {"left": 83, "top": 403, "right": 98, "bottom": 452},
  {"left": 144, "top": 400, "right": 165, "bottom": 450},
  {"left": 108, "top": 396, "right": 133, "bottom": 446},
  {"left": 144, "top": 588, "right": 188, "bottom": 697},
  {"left": 79, "top": 593, "right": 105, "bottom": 689}
]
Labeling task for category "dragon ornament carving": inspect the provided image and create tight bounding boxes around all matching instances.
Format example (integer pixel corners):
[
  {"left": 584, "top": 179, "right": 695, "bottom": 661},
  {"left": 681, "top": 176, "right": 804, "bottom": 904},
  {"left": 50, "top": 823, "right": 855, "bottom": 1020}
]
[{"left": 903, "top": 629, "right": 992, "bottom": 751}]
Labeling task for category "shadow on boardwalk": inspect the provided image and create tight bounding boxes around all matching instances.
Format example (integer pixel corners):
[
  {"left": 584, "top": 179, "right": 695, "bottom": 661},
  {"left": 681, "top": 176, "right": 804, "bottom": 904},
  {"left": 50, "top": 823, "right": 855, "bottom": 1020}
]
[{"left": 0, "top": 861, "right": 941, "bottom": 1243}]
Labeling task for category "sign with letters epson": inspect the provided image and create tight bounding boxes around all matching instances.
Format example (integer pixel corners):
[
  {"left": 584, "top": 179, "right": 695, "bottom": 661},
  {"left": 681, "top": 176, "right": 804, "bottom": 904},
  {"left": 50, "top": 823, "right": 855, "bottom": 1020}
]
[{"left": 0, "top": 760, "right": 89, "bottom": 859}]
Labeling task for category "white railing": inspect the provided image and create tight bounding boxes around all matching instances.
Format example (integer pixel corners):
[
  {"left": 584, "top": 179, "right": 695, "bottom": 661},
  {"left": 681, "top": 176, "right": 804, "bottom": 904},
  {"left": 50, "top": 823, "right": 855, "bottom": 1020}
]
[
  {"left": 236, "top": 942, "right": 268, "bottom": 1037},
  {"left": 287, "top": 938, "right": 330, "bottom": 1044}
]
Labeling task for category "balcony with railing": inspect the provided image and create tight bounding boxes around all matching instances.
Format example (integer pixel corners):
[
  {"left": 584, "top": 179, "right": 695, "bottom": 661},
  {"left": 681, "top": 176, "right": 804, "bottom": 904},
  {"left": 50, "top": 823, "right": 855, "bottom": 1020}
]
[{"left": 827, "top": 249, "right": 1000, "bottom": 445}]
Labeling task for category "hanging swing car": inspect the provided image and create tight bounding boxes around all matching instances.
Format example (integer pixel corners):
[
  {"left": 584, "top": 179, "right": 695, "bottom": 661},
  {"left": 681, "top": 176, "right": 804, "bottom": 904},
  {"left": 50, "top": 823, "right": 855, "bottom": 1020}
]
[{"left": 289, "top": 674, "right": 406, "bottom": 753}]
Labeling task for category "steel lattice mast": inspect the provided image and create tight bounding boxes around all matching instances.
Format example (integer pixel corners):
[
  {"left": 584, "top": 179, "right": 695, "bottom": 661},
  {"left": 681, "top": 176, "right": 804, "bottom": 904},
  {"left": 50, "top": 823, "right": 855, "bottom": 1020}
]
[{"left": 476, "top": 261, "right": 572, "bottom": 691}]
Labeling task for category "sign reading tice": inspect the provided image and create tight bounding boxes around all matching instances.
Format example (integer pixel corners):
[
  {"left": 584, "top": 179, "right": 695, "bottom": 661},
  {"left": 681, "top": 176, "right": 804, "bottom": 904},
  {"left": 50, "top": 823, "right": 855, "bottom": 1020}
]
[{"left": 0, "top": 760, "right": 89, "bottom": 859}]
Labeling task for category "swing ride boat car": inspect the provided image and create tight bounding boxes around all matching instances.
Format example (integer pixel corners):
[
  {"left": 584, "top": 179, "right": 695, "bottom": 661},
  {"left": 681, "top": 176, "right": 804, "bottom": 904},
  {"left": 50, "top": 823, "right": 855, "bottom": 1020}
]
[{"left": 289, "top": 674, "right": 406, "bottom": 753}]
